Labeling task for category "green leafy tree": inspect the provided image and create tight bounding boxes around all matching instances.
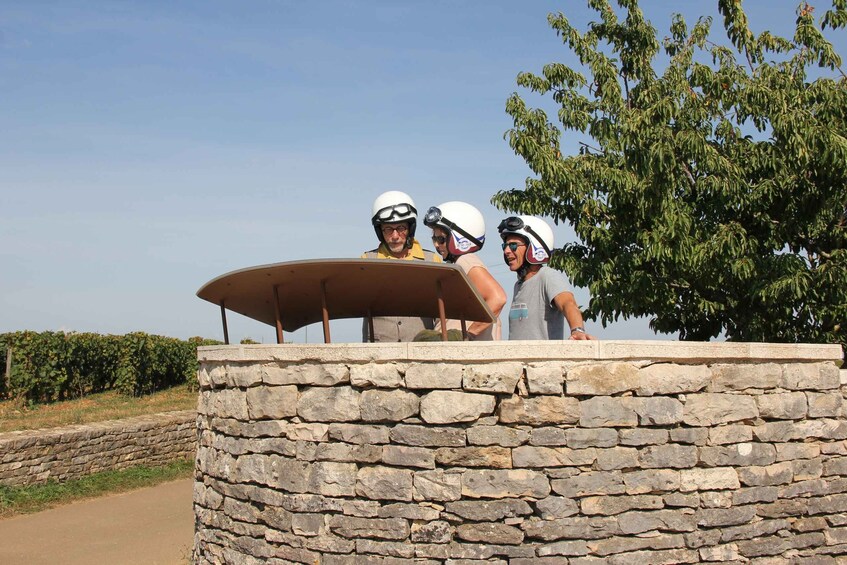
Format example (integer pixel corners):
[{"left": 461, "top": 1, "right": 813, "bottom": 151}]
[{"left": 494, "top": 0, "right": 847, "bottom": 352}]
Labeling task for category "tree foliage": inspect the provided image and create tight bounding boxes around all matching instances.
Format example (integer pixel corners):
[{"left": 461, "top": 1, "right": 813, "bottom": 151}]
[{"left": 494, "top": 0, "right": 847, "bottom": 352}]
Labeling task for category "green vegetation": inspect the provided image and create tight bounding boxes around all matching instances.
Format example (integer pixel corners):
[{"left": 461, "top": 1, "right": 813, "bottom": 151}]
[
  {"left": 0, "top": 331, "right": 220, "bottom": 402},
  {"left": 495, "top": 0, "right": 846, "bottom": 353},
  {"left": 0, "top": 458, "right": 194, "bottom": 518},
  {"left": 0, "top": 384, "right": 197, "bottom": 433}
]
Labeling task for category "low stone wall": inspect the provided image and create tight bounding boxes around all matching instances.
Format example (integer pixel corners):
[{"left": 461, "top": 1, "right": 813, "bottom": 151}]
[
  {"left": 0, "top": 410, "right": 196, "bottom": 486},
  {"left": 194, "top": 341, "right": 846, "bottom": 564}
]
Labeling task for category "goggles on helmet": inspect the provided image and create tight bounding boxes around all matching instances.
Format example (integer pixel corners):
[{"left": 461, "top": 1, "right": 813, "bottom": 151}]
[
  {"left": 497, "top": 216, "right": 551, "bottom": 257},
  {"left": 423, "top": 206, "right": 484, "bottom": 249},
  {"left": 374, "top": 203, "right": 416, "bottom": 224}
]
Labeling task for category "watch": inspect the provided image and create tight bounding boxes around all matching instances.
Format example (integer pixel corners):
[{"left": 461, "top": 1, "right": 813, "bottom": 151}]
[{"left": 570, "top": 327, "right": 586, "bottom": 335}]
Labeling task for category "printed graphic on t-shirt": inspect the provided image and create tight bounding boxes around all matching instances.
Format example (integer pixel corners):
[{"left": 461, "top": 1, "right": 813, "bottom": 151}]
[{"left": 509, "top": 303, "right": 529, "bottom": 321}]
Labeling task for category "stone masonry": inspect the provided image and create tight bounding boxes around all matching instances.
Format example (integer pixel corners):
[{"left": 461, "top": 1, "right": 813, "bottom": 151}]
[
  {"left": 0, "top": 410, "right": 196, "bottom": 486},
  {"left": 193, "top": 341, "right": 846, "bottom": 564}
]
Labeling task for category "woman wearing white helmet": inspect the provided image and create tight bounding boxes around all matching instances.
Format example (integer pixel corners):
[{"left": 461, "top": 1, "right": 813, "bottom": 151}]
[
  {"left": 423, "top": 201, "right": 506, "bottom": 340},
  {"left": 498, "top": 215, "right": 595, "bottom": 341},
  {"left": 361, "top": 191, "right": 442, "bottom": 342}
]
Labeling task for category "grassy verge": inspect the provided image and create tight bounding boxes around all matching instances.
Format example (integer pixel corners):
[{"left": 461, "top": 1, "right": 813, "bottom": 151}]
[
  {"left": 0, "top": 458, "right": 194, "bottom": 518},
  {"left": 0, "top": 384, "right": 197, "bottom": 433}
]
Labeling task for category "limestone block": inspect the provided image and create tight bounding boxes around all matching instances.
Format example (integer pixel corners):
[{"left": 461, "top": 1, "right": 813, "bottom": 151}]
[
  {"left": 627, "top": 397, "right": 684, "bottom": 426},
  {"left": 638, "top": 444, "right": 698, "bottom": 469},
  {"left": 378, "top": 503, "right": 440, "bottom": 520},
  {"left": 736, "top": 462, "right": 794, "bottom": 486},
  {"left": 356, "top": 466, "right": 414, "bottom": 501},
  {"left": 328, "top": 424, "right": 390, "bottom": 445},
  {"left": 756, "top": 392, "right": 808, "bottom": 420},
  {"left": 291, "top": 513, "right": 325, "bottom": 536},
  {"left": 535, "top": 540, "right": 590, "bottom": 557},
  {"left": 360, "top": 389, "right": 420, "bottom": 422},
  {"left": 669, "top": 427, "right": 709, "bottom": 446},
  {"left": 389, "top": 424, "right": 466, "bottom": 447},
  {"left": 732, "top": 486, "right": 779, "bottom": 505},
  {"left": 286, "top": 423, "right": 329, "bottom": 442},
  {"left": 529, "top": 427, "right": 568, "bottom": 446},
  {"left": 413, "top": 469, "right": 462, "bottom": 501},
  {"left": 566, "top": 428, "right": 619, "bottom": 448},
  {"left": 567, "top": 362, "right": 639, "bottom": 395},
  {"left": 350, "top": 363, "right": 403, "bottom": 388},
  {"left": 636, "top": 363, "right": 711, "bottom": 396},
  {"left": 526, "top": 363, "right": 566, "bottom": 395},
  {"left": 823, "top": 456, "right": 847, "bottom": 476},
  {"left": 709, "top": 363, "right": 782, "bottom": 391},
  {"left": 682, "top": 393, "right": 758, "bottom": 426},
  {"left": 463, "top": 362, "right": 523, "bottom": 394},
  {"left": 708, "top": 425, "right": 753, "bottom": 445},
  {"left": 246, "top": 385, "right": 298, "bottom": 420},
  {"left": 297, "top": 387, "right": 361, "bottom": 422},
  {"left": 512, "top": 446, "right": 597, "bottom": 468},
  {"left": 699, "top": 544, "right": 740, "bottom": 562},
  {"left": 411, "top": 520, "right": 454, "bottom": 544},
  {"left": 327, "top": 515, "right": 410, "bottom": 540},
  {"left": 579, "top": 397, "right": 638, "bottom": 428},
  {"left": 720, "top": 518, "right": 789, "bottom": 542},
  {"left": 499, "top": 395, "right": 579, "bottom": 426},
  {"left": 780, "top": 362, "right": 841, "bottom": 390},
  {"left": 679, "top": 467, "right": 740, "bottom": 492},
  {"left": 607, "top": 548, "right": 699, "bottom": 564},
  {"left": 754, "top": 419, "right": 847, "bottom": 442},
  {"left": 699, "top": 443, "right": 777, "bottom": 467},
  {"left": 263, "top": 363, "right": 349, "bottom": 386},
  {"left": 212, "top": 389, "right": 249, "bottom": 421},
  {"left": 595, "top": 447, "right": 640, "bottom": 470},
  {"left": 580, "top": 494, "right": 664, "bottom": 516},
  {"left": 806, "top": 391, "right": 843, "bottom": 417},
  {"left": 355, "top": 539, "right": 415, "bottom": 558},
  {"left": 456, "top": 522, "right": 524, "bottom": 545},
  {"left": 523, "top": 516, "right": 620, "bottom": 541},
  {"left": 587, "top": 534, "right": 687, "bottom": 557},
  {"left": 462, "top": 469, "right": 551, "bottom": 499},
  {"left": 550, "top": 471, "right": 626, "bottom": 498},
  {"left": 435, "top": 446, "right": 512, "bottom": 468},
  {"left": 535, "top": 496, "right": 579, "bottom": 519},
  {"left": 617, "top": 509, "right": 697, "bottom": 534},
  {"left": 420, "top": 391, "right": 495, "bottom": 424},
  {"left": 382, "top": 445, "right": 435, "bottom": 469},
  {"left": 404, "top": 363, "right": 463, "bottom": 389},
  {"left": 444, "top": 499, "right": 533, "bottom": 521},
  {"left": 467, "top": 425, "right": 529, "bottom": 447},
  {"left": 619, "top": 429, "right": 668, "bottom": 446},
  {"left": 774, "top": 442, "right": 819, "bottom": 462},
  {"left": 623, "top": 469, "right": 681, "bottom": 494},
  {"left": 316, "top": 443, "right": 381, "bottom": 464}
]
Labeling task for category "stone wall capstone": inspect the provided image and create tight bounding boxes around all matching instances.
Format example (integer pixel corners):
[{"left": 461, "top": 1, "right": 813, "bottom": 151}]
[{"left": 193, "top": 341, "right": 846, "bottom": 564}]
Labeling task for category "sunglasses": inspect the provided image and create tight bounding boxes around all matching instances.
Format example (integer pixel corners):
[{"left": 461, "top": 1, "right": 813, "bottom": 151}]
[
  {"left": 381, "top": 224, "right": 408, "bottom": 235},
  {"left": 432, "top": 235, "right": 448, "bottom": 245},
  {"left": 502, "top": 242, "right": 526, "bottom": 252}
]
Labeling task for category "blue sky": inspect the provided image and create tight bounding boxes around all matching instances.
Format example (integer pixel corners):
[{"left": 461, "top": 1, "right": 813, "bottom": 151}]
[{"left": 2, "top": 1, "right": 844, "bottom": 344}]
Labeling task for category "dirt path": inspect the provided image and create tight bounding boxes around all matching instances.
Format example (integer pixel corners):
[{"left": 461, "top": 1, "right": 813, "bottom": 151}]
[{"left": 0, "top": 478, "right": 194, "bottom": 565}]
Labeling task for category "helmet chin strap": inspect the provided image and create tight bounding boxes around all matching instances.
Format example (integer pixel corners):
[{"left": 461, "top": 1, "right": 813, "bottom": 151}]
[{"left": 502, "top": 253, "right": 531, "bottom": 281}]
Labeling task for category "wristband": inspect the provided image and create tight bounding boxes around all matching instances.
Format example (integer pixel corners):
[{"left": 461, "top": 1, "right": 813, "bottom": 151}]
[{"left": 570, "top": 327, "right": 586, "bottom": 335}]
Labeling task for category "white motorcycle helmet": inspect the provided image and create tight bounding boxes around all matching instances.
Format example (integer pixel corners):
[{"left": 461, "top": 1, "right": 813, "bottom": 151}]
[
  {"left": 498, "top": 215, "right": 554, "bottom": 265},
  {"left": 423, "top": 201, "right": 485, "bottom": 258},
  {"left": 371, "top": 191, "right": 417, "bottom": 245}
]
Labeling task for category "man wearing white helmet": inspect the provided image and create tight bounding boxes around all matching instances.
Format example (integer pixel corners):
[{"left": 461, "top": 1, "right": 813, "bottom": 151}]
[
  {"left": 361, "top": 191, "right": 442, "bottom": 342},
  {"left": 498, "top": 215, "right": 595, "bottom": 341},
  {"left": 424, "top": 201, "right": 506, "bottom": 340}
]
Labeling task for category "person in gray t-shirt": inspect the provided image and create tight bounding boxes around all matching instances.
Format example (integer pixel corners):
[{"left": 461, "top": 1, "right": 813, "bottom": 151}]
[{"left": 498, "top": 215, "right": 595, "bottom": 341}]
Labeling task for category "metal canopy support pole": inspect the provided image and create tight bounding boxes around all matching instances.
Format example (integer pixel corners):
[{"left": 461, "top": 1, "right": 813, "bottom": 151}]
[
  {"left": 436, "top": 279, "right": 448, "bottom": 341},
  {"left": 367, "top": 309, "right": 375, "bottom": 343},
  {"left": 321, "top": 280, "right": 331, "bottom": 344},
  {"left": 219, "top": 301, "right": 230, "bottom": 345},
  {"left": 460, "top": 319, "right": 468, "bottom": 341},
  {"left": 273, "top": 285, "right": 285, "bottom": 344}
]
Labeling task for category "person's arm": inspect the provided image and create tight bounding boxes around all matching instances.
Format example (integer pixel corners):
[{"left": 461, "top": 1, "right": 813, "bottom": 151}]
[
  {"left": 465, "top": 266, "right": 507, "bottom": 339},
  {"left": 552, "top": 291, "right": 596, "bottom": 340}
]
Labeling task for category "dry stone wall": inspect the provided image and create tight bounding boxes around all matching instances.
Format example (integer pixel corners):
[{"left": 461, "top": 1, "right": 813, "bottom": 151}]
[
  {"left": 0, "top": 410, "right": 196, "bottom": 486},
  {"left": 193, "top": 342, "right": 847, "bottom": 564}
]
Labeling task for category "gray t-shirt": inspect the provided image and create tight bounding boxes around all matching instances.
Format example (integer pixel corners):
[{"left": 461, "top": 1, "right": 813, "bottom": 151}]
[{"left": 508, "top": 266, "right": 569, "bottom": 340}]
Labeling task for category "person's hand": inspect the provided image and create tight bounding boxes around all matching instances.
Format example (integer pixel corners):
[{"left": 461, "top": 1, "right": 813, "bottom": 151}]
[{"left": 569, "top": 330, "right": 596, "bottom": 340}]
